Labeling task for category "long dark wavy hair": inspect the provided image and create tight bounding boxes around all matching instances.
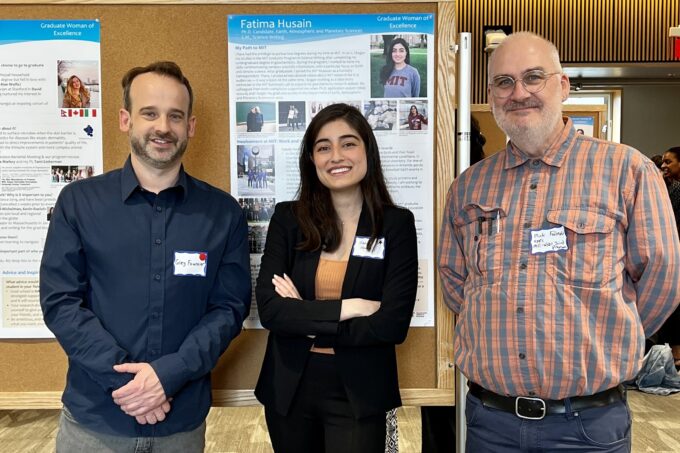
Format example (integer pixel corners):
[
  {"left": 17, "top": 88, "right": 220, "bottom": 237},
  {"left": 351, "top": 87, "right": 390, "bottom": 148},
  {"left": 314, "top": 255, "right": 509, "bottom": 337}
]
[
  {"left": 294, "top": 103, "right": 394, "bottom": 252},
  {"left": 379, "top": 38, "right": 411, "bottom": 85}
]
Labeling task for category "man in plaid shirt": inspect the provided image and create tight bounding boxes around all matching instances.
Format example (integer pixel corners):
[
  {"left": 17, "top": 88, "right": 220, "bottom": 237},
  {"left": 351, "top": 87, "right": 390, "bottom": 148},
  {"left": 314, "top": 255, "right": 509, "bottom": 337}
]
[{"left": 439, "top": 32, "right": 680, "bottom": 452}]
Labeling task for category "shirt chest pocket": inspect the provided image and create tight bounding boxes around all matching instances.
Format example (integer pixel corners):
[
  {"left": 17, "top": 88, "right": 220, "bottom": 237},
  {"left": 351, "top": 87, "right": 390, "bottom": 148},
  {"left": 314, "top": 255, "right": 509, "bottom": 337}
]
[
  {"left": 545, "top": 208, "right": 617, "bottom": 288},
  {"left": 454, "top": 203, "right": 507, "bottom": 280}
]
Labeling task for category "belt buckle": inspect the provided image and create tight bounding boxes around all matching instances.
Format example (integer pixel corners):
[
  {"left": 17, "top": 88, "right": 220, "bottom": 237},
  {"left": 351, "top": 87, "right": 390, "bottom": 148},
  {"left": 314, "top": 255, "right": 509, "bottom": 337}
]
[{"left": 515, "top": 396, "right": 546, "bottom": 420}]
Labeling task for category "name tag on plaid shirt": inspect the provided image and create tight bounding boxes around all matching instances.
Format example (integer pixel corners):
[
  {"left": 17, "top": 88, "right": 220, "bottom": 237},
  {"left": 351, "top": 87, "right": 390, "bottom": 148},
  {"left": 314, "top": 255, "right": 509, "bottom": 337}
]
[{"left": 530, "top": 226, "right": 568, "bottom": 254}]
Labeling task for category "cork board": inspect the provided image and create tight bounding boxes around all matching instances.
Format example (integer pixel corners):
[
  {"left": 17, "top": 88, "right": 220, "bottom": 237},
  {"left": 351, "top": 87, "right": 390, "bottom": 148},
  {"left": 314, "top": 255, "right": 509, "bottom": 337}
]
[{"left": 0, "top": 2, "right": 447, "bottom": 405}]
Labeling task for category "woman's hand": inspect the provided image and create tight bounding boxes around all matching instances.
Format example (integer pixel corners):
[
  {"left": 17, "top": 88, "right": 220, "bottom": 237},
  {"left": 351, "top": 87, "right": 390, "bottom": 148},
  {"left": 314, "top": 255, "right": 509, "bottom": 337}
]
[
  {"left": 273, "top": 273, "right": 316, "bottom": 338},
  {"left": 340, "top": 298, "right": 381, "bottom": 321},
  {"left": 272, "top": 273, "right": 301, "bottom": 300}
]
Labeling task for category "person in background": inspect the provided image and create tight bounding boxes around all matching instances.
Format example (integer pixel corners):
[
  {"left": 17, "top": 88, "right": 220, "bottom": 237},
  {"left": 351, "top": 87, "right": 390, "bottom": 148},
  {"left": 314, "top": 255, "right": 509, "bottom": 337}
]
[
  {"left": 41, "top": 61, "right": 251, "bottom": 452},
  {"left": 658, "top": 146, "right": 680, "bottom": 369},
  {"left": 62, "top": 75, "right": 91, "bottom": 108},
  {"left": 380, "top": 38, "right": 421, "bottom": 98},
  {"left": 255, "top": 103, "right": 418, "bottom": 452},
  {"left": 439, "top": 32, "right": 680, "bottom": 452},
  {"left": 407, "top": 104, "right": 428, "bottom": 130}
]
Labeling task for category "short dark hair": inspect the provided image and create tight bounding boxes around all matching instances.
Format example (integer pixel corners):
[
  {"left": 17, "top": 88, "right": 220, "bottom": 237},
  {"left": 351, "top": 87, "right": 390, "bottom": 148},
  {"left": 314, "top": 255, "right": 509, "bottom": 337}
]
[
  {"left": 666, "top": 146, "right": 680, "bottom": 162},
  {"left": 121, "top": 61, "right": 193, "bottom": 115},
  {"left": 295, "top": 103, "right": 394, "bottom": 252}
]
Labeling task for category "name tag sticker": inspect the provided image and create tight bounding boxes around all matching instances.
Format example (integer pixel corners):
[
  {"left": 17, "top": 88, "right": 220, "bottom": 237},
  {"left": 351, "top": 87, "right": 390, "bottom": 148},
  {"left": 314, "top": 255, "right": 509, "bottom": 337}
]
[
  {"left": 174, "top": 251, "right": 208, "bottom": 277},
  {"left": 530, "top": 226, "right": 569, "bottom": 254},
  {"left": 351, "top": 236, "right": 386, "bottom": 259}
]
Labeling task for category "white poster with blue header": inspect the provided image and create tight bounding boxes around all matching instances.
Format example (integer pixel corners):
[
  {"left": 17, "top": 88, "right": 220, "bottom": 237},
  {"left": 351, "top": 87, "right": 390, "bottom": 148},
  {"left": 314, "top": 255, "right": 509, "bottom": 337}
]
[
  {"left": 228, "top": 14, "right": 435, "bottom": 327},
  {"left": 0, "top": 20, "right": 103, "bottom": 338},
  {"left": 570, "top": 115, "right": 595, "bottom": 138}
]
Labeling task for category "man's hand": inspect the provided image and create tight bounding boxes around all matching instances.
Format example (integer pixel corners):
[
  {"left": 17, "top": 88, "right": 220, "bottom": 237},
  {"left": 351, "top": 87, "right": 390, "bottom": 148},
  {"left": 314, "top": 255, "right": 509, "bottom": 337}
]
[
  {"left": 135, "top": 399, "right": 172, "bottom": 425},
  {"left": 112, "top": 362, "right": 167, "bottom": 416}
]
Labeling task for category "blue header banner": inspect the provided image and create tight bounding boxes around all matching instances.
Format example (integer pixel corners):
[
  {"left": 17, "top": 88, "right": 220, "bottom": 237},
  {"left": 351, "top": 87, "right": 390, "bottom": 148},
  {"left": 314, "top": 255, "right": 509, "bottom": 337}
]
[
  {"left": 228, "top": 14, "right": 435, "bottom": 45},
  {"left": 0, "top": 20, "right": 100, "bottom": 46}
]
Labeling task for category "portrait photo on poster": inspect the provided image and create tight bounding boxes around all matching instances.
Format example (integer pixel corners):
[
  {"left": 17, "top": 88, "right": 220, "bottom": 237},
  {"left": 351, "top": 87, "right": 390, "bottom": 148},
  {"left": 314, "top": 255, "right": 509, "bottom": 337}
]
[
  {"left": 370, "top": 34, "right": 428, "bottom": 99},
  {"left": 57, "top": 60, "right": 99, "bottom": 109}
]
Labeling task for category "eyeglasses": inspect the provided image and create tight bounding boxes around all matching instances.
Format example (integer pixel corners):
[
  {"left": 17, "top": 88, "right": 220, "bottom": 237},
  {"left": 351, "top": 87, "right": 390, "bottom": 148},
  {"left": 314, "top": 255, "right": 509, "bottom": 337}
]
[{"left": 489, "top": 70, "right": 561, "bottom": 98}]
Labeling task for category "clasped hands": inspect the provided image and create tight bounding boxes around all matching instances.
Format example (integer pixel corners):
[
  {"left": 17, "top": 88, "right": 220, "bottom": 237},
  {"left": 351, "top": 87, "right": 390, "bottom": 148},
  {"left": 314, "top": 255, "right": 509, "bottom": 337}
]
[{"left": 111, "top": 362, "right": 170, "bottom": 425}]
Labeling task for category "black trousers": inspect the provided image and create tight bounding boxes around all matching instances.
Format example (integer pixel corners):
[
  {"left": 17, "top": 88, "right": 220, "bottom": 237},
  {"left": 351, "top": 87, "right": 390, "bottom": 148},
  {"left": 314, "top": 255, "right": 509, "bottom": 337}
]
[{"left": 264, "top": 352, "right": 386, "bottom": 453}]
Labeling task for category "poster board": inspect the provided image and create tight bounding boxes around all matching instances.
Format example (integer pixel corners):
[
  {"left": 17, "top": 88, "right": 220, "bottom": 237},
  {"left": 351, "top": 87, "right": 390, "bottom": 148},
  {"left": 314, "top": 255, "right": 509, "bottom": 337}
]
[{"left": 0, "top": 0, "right": 458, "bottom": 409}]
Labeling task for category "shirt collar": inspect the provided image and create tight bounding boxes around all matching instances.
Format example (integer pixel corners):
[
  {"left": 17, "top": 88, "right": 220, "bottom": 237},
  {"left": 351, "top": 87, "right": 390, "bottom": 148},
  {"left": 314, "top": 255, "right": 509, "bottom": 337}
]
[
  {"left": 120, "top": 155, "right": 189, "bottom": 202},
  {"left": 503, "top": 117, "right": 574, "bottom": 170}
]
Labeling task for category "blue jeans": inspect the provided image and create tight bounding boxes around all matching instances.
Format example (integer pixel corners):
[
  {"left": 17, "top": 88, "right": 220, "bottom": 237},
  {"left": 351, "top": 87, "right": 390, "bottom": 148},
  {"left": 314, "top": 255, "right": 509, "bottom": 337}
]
[
  {"left": 56, "top": 406, "right": 205, "bottom": 453},
  {"left": 465, "top": 392, "right": 631, "bottom": 452}
]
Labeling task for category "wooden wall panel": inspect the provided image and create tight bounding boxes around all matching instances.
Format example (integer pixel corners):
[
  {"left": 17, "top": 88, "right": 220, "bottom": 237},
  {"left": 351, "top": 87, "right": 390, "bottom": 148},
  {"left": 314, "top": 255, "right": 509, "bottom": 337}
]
[{"left": 457, "top": 0, "right": 680, "bottom": 103}]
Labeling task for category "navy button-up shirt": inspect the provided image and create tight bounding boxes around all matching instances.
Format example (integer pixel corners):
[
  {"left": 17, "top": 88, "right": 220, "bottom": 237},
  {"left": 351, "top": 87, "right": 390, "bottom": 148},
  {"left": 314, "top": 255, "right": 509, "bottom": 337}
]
[{"left": 40, "top": 157, "right": 251, "bottom": 437}]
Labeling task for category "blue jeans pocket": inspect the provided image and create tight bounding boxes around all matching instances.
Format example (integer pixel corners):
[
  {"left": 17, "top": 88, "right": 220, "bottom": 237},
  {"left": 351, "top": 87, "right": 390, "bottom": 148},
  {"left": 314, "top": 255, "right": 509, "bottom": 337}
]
[{"left": 576, "top": 401, "right": 631, "bottom": 447}]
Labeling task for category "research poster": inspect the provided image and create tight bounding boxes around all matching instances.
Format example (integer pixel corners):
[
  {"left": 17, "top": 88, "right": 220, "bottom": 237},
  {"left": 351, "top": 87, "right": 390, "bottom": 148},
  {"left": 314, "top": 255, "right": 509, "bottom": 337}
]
[
  {"left": 570, "top": 115, "right": 595, "bottom": 137},
  {"left": 227, "top": 14, "right": 435, "bottom": 327},
  {"left": 0, "top": 20, "right": 103, "bottom": 338}
]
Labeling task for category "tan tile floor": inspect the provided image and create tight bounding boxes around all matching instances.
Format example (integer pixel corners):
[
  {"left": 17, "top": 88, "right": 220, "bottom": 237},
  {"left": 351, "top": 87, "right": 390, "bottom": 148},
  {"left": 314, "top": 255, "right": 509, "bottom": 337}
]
[{"left": 1, "top": 391, "right": 678, "bottom": 452}]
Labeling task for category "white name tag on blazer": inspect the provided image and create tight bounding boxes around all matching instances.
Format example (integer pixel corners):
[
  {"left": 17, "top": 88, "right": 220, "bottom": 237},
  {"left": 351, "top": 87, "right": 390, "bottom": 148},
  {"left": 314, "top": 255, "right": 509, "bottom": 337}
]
[
  {"left": 352, "top": 236, "right": 386, "bottom": 259},
  {"left": 530, "top": 226, "right": 568, "bottom": 254},
  {"left": 174, "top": 251, "right": 208, "bottom": 276}
]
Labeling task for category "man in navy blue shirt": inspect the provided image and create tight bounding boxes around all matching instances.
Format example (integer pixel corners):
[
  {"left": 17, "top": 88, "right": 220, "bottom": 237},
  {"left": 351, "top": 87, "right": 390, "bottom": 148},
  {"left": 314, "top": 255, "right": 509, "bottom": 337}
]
[{"left": 40, "top": 61, "right": 251, "bottom": 452}]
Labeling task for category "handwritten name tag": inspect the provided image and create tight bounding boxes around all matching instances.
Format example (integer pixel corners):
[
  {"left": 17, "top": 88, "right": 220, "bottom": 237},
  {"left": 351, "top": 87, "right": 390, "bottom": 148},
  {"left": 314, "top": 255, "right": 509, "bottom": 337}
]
[
  {"left": 530, "top": 226, "right": 569, "bottom": 254},
  {"left": 351, "top": 236, "right": 386, "bottom": 259},
  {"left": 174, "top": 251, "right": 208, "bottom": 277}
]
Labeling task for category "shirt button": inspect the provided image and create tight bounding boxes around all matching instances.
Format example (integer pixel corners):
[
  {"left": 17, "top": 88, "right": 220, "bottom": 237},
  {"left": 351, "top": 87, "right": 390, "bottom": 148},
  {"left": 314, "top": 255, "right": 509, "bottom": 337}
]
[
  {"left": 156, "top": 206, "right": 162, "bottom": 212},
  {"left": 531, "top": 160, "right": 540, "bottom": 167},
  {"left": 154, "top": 238, "right": 162, "bottom": 245},
  {"left": 520, "top": 263, "right": 527, "bottom": 270},
  {"left": 530, "top": 183, "right": 537, "bottom": 190},
  {"left": 517, "top": 307, "right": 524, "bottom": 313},
  {"left": 151, "top": 312, "right": 160, "bottom": 319},
  {"left": 153, "top": 274, "right": 161, "bottom": 281},
  {"left": 529, "top": 391, "right": 536, "bottom": 396},
  {"left": 523, "top": 222, "right": 531, "bottom": 228},
  {"left": 519, "top": 353, "right": 526, "bottom": 359}
]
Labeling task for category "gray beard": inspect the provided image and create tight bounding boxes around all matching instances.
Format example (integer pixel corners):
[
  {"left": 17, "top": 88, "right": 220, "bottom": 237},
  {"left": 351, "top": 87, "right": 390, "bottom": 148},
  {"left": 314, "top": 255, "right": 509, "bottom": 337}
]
[{"left": 492, "top": 101, "right": 563, "bottom": 156}]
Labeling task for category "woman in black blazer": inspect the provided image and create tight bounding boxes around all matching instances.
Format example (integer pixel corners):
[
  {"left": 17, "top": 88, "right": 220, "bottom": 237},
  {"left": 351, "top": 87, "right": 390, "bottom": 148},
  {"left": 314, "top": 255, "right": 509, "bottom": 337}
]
[{"left": 255, "top": 104, "right": 418, "bottom": 452}]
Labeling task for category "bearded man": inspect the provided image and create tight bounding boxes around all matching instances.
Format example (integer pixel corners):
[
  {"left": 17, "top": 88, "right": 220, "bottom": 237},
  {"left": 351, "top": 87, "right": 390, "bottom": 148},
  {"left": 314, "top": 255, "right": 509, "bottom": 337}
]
[
  {"left": 40, "top": 61, "right": 251, "bottom": 452},
  {"left": 438, "top": 32, "right": 680, "bottom": 452}
]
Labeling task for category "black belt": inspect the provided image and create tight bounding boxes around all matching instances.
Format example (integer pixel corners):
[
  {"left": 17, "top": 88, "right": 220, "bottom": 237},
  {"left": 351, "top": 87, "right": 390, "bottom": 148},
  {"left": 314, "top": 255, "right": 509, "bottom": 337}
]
[{"left": 468, "top": 382, "right": 625, "bottom": 420}]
